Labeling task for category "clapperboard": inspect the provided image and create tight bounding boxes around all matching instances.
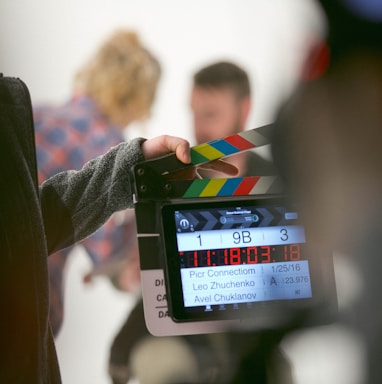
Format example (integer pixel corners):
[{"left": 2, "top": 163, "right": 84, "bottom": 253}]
[{"left": 130, "top": 124, "right": 337, "bottom": 336}]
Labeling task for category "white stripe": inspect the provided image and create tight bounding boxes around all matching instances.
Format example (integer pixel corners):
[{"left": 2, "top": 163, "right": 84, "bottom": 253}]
[{"left": 249, "top": 176, "right": 277, "bottom": 194}]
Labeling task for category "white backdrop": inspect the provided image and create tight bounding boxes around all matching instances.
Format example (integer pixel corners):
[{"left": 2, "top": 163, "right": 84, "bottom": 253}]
[
  {"left": 1, "top": 0, "right": 324, "bottom": 143},
  {"left": 0, "top": 1, "right": 333, "bottom": 384}
]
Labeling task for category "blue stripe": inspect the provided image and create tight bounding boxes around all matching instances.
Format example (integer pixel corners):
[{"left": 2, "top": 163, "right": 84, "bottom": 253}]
[
  {"left": 217, "top": 178, "right": 243, "bottom": 196},
  {"left": 209, "top": 139, "right": 239, "bottom": 155}
]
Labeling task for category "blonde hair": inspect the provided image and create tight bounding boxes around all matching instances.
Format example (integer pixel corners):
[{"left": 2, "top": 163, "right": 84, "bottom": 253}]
[{"left": 73, "top": 29, "right": 161, "bottom": 127}]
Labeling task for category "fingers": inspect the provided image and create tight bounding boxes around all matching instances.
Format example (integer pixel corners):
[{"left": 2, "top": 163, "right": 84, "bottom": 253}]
[
  {"left": 165, "top": 159, "right": 239, "bottom": 181},
  {"left": 174, "top": 139, "right": 191, "bottom": 164},
  {"left": 141, "top": 135, "right": 191, "bottom": 163},
  {"left": 165, "top": 167, "right": 202, "bottom": 180},
  {"left": 199, "top": 159, "right": 239, "bottom": 176},
  {"left": 140, "top": 136, "right": 238, "bottom": 177}
]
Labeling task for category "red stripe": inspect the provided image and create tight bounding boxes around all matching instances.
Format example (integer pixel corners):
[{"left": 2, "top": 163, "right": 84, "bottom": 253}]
[
  {"left": 233, "top": 177, "right": 259, "bottom": 195},
  {"left": 225, "top": 134, "right": 256, "bottom": 150}
]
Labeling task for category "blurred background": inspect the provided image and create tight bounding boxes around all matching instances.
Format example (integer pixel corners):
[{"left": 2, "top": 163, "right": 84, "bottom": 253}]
[
  {"left": 0, "top": 0, "right": 323, "bottom": 143},
  {"left": 2, "top": 1, "right": 363, "bottom": 383}
]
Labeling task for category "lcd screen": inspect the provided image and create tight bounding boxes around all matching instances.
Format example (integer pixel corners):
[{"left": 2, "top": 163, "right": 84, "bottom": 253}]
[{"left": 162, "top": 197, "right": 330, "bottom": 322}]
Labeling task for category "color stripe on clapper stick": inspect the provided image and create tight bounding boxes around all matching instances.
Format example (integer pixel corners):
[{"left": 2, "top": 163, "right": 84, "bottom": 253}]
[
  {"left": 190, "top": 126, "right": 272, "bottom": 165},
  {"left": 182, "top": 176, "right": 279, "bottom": 198}
]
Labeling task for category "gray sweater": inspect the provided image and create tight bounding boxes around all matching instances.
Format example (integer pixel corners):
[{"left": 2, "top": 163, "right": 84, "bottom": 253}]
[{"left": 40, "top": 138, "right": 145, "bottom": 254}]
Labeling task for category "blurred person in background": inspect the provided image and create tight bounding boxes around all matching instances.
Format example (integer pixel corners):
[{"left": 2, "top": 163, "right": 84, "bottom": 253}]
[
  {"left": 190, "top": 61, "right": 290, "bottom": 384},
  {"left": 272, "top": 0, "right": 382, "bottom": 382},
  {"left": 33, "top": 28, "right": 161, "bottom": 335},
  {"left": 108, "top": 61, "right": 292, "bottom": 384},
  {"left": 191, "top": 60, "right": 276, "bottom": 177}
]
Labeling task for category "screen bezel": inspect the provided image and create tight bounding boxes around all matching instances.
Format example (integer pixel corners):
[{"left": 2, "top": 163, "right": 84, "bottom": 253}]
[{"left": 161, "top": 196, "right": 335, "bottom": 324}]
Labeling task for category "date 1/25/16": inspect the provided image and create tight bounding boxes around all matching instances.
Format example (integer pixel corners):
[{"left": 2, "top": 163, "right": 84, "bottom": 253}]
[{"left": 179, "top": 244, "right": 303, "bottom": 268}]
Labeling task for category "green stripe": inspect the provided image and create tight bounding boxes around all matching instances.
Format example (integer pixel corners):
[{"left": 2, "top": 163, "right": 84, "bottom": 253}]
[
  {"left": 190, "top": 149, "right": 210, "bottom": 164},
  {"left": 183, "top": 179, "right": 210, "bottom": 197}
]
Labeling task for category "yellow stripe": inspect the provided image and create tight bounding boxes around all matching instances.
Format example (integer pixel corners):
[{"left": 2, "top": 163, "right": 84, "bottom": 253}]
[
  {"left": 200, "top": 179, "right": 227, "bottom": 197},
  {"left": 193, "top": 143, "right": 225, "bottom": 160}
]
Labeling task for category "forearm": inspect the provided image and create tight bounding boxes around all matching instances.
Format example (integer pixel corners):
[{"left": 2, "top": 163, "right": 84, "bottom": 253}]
[{"left": 40, "top": 138, "right": 145, "bottom": 254}]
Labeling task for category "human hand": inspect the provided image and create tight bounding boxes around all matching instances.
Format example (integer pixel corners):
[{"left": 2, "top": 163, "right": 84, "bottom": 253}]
[
  {"left": 141, "top": 135, "right": 191, "bottom": 164},
  {"left": 141, "top": 135, "right": 239, "bottom": 179},
  {"left": 166, "top": 159, "right": 238, "bottom": 180}
]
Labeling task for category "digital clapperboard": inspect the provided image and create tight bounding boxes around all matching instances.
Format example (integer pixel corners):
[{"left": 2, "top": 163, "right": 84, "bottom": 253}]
[{"left": 130, "top": 124, "right": 337, "bottom": 336}]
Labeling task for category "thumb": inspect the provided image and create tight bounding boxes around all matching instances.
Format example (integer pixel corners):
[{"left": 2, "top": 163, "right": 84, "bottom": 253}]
[{"left": 141, "top": 135, "right": 191, "bottom": 163}]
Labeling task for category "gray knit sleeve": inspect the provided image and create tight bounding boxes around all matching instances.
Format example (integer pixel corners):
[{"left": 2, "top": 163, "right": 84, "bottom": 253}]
[{"left": 40, "top": 137, "right": 145, "bottom": 250}]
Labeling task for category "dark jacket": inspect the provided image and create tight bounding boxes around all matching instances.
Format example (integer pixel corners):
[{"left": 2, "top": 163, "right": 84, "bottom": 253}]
[{"left": 0, "top": 76, "right": 144, "bottom": 383}]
